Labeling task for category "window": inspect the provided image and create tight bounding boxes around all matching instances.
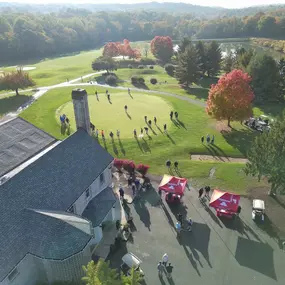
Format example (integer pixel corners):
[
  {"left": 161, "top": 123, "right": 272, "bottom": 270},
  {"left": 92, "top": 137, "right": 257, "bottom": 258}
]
[
  {"left": 100, "top": 173, "right": 105, "bottom": 184},
  {"left": 85, "top": 188, "right": 90, "bottom": 199},
  {"left": 8, "top": 268, "right": 18, "bottom": 282},
  {"left": 69, "top": 205, "right": 76, "bottom": 214}
]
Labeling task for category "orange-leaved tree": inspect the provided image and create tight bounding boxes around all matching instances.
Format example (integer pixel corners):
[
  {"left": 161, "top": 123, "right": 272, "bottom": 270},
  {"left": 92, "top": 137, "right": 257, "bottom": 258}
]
[
  {"left": 150, "top": 36, "right": 173, "bottom": 62},
  {"left": 0, "top": 69, "right": 35, "bottom": 96},
  {"left": 103, "top": 42, "right": 120, "bottom": 57},
  {"left": 206, "top": 69, "right": 254, "bottom": 127}
]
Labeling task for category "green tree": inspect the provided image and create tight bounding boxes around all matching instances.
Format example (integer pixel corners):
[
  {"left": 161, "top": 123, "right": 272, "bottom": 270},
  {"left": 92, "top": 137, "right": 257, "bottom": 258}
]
[
  {"left": 235, "top": 48, "right": 254, "bottom": 69},
  {"left": 257, "top": 15, "right": 277, "bottom": 37},
  {"left": 178, "top": 37, "right": 191, "bottom": 54},
  {"left": 278, "top": 58, "right": 285, "bottom": 97},
  {"left": 82, "top": 259, "right": 121, "bottom": 285},
  {"left": 205, "top": 41, "right": 222, "bottom": 77},
  {"left": 222, "top": 51, "right": 235, "bottom": 73},
  {"left": 247, "top": 54, "right": 282, "bottom": 103},
  {"left": 121, "top": 267, "right": 142, "bottom": 285},
  {"left": 196, "top": 41, "right": 207, "bottom": 75},
  {"left": 91, "top": 56, "right": 117, "bottom": 73},
  {"left": 0, "top": 69, "right": 35, "bottom": 96},
  {"left": 175, "top": 44, "right": 201, "bottom": 86},
  {"left": 245, "top": 113, "right": 285, "bottom": 196}
]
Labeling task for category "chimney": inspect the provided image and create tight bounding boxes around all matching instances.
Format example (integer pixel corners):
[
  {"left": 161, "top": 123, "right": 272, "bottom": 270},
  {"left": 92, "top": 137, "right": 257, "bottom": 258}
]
[{"left": 72, "top": 88, "right": 91, "bottom": 135}]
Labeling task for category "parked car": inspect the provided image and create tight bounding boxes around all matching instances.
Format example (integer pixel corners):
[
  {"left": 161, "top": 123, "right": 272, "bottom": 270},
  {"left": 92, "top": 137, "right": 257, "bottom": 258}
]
[
  {"left": 252, "top": 199, "right": 265, "bottom": 222},
  {"left": 120, "top": 253, "right": 144, "bottom": 277}
]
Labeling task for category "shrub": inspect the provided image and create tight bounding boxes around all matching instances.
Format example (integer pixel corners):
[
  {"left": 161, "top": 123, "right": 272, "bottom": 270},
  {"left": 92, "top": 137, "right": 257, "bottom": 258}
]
[
  {"left": 140, "top": 57, "right": 156, "bottom": 65},
  {"left": 138, "top": 77, "right": 145, "bottom": 84},
  {"left": 128, "top": 64, "right": 133, "bottom": 69},
  {"left": 136, "top": 163, "right": 150, "bottom": 176},
  {"left": 138, "top": 65, "right": 144, "bottom": 69},
  {"left": 150, "top": 78, "right": 157, "bottom": 85},
  {"left": 131, "top": 76, "right": 145, "bottom": 85},
  {"left": 105, "top": 74, "right": 117, "bottom": 85},
  {"left": 149, "top": 65, "right": 154, "bottom": 69},
  {"left": 165, "top": 63, "right": 175, "bottom": 76},
  {"left": 113, "top": 159, "right": 124, "bottom": 170}
]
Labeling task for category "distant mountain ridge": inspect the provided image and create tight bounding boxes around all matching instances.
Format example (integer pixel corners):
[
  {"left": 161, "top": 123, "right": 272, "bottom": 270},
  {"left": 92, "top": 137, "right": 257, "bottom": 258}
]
[{"left": 1, "top": 1, "right": 285, "bottom": 17}]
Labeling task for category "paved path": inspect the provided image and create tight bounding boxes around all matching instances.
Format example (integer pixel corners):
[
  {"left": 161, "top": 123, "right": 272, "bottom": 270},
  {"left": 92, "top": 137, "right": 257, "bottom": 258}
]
[
  {"left": 108, "top": 182, "right": 285, "bottom": 285},
  {"left": 0, "top": 72, "right": 206, "bottom": 123},
  {"left": 191, "top": 154, "right": 248, "bottom": 163}
]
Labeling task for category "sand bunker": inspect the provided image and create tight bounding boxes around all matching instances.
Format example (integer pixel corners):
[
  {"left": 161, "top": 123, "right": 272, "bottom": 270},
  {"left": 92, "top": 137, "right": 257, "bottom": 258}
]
[{"left": 16, "top": 66, "right": 36, "bottom": 71}]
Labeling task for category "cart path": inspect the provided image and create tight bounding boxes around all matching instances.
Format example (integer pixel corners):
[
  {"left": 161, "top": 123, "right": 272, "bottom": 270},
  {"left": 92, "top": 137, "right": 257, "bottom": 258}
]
[
  {"left": 0, "top": 76, "right": 206, "bottom": 124},
  {"left": 190, "top": 154, "right": 248, "bottom": 163}
]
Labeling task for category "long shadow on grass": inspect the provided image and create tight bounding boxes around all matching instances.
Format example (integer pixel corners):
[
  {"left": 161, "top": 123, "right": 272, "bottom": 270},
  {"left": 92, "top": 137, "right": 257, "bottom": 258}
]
[
  {"left": 141, "top": 138, "right": 151, "bottom": 152},
  {"left": 166, "top": 133, "right": 175, "bottom": 144},
  {"left": 185, "top": 87, "right": 209, "bottom": 101},
  {"left": 221, "top": 128, "right": 257, "bottom": 157},
  {"left": 0, "top": 94, "right": 31, "bottom": 116},
  {"left": 198, "top": 76, "right": 219, "bottom": 88},
  {"left": 254, "top": 102, "right": 284, "bottom": 118},
  {"left": 118, "top": 138, "right": 126, "bottom": 156},
  {"left": 135, "top": 137, "right": 144, "bottom": 153},
  {"left": 177, "top": 119, "right": 187, "bottom": 130},
  {"left": 111, "top": 140, "right": 119, "bottom": 156},
  {"left": 156, "top": 124, "right": 163, "bottom": 134}
]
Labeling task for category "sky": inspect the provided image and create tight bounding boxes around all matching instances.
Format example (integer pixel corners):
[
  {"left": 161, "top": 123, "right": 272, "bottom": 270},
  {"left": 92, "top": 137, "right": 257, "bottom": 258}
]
[{"left": 1, "top": 0, "right": 285, "bottom": 9}]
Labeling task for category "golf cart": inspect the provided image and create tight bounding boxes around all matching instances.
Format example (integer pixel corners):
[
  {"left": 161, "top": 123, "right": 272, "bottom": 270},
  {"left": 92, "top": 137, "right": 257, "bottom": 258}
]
[
  {"left": 120, "top": 253, "right": 144, "bottom": 277},
  {"left": 252, "top": 199, "right": 265, "bottom": 222}
]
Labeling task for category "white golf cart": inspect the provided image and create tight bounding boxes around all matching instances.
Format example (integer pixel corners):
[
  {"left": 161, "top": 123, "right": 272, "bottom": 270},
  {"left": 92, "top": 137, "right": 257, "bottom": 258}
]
[
  {"left": 252, "top": 199, "right": 265, "bottom": 222},
  {"left": 120, "top": 253, "right": 144, "bottom": 277}
]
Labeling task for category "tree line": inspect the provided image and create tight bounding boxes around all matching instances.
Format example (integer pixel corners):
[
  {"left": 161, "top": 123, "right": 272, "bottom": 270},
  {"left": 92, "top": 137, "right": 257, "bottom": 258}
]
[{"left": 3, "top": 9, "right": 285, "bottom": 63}]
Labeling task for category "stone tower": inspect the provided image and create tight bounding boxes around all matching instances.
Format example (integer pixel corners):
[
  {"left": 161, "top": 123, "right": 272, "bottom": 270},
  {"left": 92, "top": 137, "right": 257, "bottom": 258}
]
[{"left": 72, "top": 88, "right": 91, "bottom": 135}]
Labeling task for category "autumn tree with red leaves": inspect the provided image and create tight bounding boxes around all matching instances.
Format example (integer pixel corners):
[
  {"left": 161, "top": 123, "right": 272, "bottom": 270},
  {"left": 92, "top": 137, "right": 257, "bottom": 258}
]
[
  {"left": 206, "top": 69, "right": 254, "bottom": 127},
  {"left": 102, "top": 39, "right": 141, "bottom": 59},
  {"left": 103, "top": 42, "right": 120, "bottom": 57},
  {"left": 150, "top": 36, "right": 173, "bottom": 62}
]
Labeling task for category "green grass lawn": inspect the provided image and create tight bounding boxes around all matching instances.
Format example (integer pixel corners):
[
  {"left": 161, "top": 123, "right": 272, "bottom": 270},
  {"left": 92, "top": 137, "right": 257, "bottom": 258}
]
[
  {"left": 1, "top": 48, "right": 103, "bottom": 87},
  {"left": 59, "top": 92, "right": 171, "bottom": 138},
  {"left": 20, "top": 85, "right": 267, "bottom": 194}
]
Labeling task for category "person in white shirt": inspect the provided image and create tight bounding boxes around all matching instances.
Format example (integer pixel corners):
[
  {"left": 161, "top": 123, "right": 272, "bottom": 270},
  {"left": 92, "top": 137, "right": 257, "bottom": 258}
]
[{"left": 162, "top": 253, "right": 169, "bottom": 266}]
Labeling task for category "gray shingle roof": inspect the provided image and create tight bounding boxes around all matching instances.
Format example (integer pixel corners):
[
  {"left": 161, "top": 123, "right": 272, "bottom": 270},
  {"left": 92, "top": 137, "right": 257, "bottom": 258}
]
[
  {"left": 82, "top": 187, "right": 117, "bottom": 227},
  {"left": 0, "top": 117, "right": 56, "bottom": 177},
  {"left": 0, "top": 129, "right": 113, "bottom": 281}
]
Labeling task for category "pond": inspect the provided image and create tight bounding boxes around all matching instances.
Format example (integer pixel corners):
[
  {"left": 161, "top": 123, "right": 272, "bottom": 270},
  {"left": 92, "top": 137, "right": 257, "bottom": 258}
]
[
  {"left": 174, "top": 40, "right": 284, "bottom": 60},
  {"left": 219, "top": 41, "right": 284, "bottom": 60}
]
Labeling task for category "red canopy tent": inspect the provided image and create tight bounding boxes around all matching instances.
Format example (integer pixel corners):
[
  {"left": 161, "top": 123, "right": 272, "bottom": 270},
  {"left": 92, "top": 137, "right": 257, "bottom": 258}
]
[
  {"left": 209, "top": 189, "right": 240, "bottom": 216},
  {"left": 159, "top": 175, "right": 187, "bottom": 196}
]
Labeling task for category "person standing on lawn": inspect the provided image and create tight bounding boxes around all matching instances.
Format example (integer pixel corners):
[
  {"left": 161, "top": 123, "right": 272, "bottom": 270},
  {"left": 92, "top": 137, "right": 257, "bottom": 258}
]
[
  {"left": 164, "top": 124, "right": 167, "bottom": 133},
  {"left": 170, "top": 111, "right": 173, "bottom": 120},
  {"left": 206, "top": 134, "right": 210, "bottom": 144},
  {"left": 144, "top": 115, "right": 147, "bottom": 122},
  {"left": 154, "top": 117, "right": 157, "bottom": 124},
  {"left": 101, "top": 130, "right": 105, "bottom": 140},
  {"left": 175, "top": 111, "right": 178, "bottom": 119},
  {"left": 211, "top": 135, "right": 215, "bottom": 144},
  {"left": 201, "top": 136, "right": 204, "bottom": 144},
  {"left": 148, "top": 119, "right": 152, "bottom": 126},
  {"left": 116, "top": 129, "right": 120, "bottom": 137},
  {"left": 133, "top": 129, "right": 137, "bottom": 137}
]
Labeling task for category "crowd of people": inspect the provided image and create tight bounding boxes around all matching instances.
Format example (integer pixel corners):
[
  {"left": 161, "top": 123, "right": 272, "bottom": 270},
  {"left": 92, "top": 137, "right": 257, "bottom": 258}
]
[
  {"left": 201, "top": 134, "right": 215, "bottom": 144},
  {"left": 89, "top": 89, "right": 181, "bottom": 141}
]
